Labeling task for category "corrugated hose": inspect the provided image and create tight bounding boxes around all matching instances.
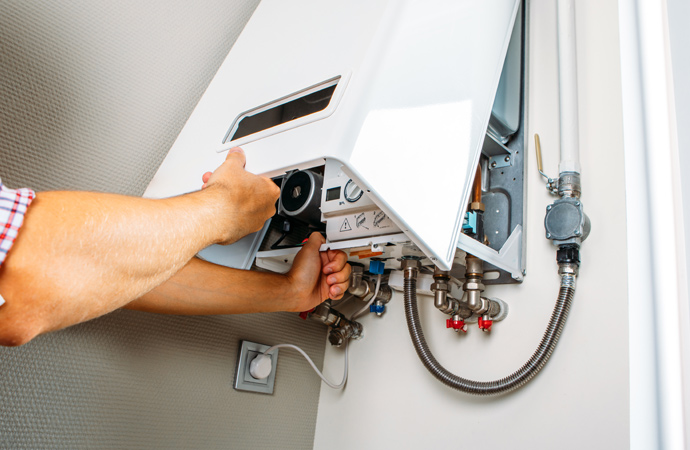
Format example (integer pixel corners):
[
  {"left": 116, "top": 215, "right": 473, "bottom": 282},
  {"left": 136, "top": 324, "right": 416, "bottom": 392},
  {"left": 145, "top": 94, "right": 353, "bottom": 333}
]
[{"left": 404, "top": 272, "right": 575, "bottom": 395}]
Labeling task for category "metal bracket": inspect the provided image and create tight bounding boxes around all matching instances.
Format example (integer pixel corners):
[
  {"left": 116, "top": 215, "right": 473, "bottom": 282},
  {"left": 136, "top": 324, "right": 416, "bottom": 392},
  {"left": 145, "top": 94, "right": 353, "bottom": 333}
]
[{"left": 489, "top": 154, "right": 513, "bottom": 170}]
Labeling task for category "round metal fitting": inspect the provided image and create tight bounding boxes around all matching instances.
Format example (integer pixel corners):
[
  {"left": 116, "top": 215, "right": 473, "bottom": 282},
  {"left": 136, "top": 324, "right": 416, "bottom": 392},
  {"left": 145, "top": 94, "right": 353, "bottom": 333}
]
[
  {"left": 558, "top": 262, "right": 580, "bottom": 277},
  {"left": 544, "top": 199, "right": 584, "bottom": 240},
  {"left": 328, "top": 329, "right": 345, "bottom": 347}
]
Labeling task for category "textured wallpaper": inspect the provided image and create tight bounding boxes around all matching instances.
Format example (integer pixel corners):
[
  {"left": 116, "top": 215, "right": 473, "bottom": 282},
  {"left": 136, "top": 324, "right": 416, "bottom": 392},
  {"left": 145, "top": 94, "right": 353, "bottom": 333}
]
[{"left": 0, "top": 1, "right": 326, "bottom": 448}]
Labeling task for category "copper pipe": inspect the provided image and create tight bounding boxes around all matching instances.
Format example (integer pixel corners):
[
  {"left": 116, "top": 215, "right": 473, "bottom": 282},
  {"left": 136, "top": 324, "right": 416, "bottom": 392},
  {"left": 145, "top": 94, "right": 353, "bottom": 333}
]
[
  {"left": 472, "top": 164, "right": 482, "bottom": 204},
  {"left": 470, "top": 163, "right": 484, "bottom": 212}
]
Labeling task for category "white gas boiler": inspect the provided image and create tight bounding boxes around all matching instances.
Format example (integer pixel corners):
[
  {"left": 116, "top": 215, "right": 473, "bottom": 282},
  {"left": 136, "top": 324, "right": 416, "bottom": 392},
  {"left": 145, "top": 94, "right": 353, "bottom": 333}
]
[{"left": 145, "top": 0, "right": 524, "bottom": 278}]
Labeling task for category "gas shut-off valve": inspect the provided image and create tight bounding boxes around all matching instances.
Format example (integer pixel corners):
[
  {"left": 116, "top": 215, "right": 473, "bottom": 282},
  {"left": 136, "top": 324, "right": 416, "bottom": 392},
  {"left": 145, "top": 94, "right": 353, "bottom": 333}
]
[
  {"left": 431, "top": 263, "right": 503, "bottom": 334},
  {"left": 432, "top": 272, "right": 468, "bottom": 333},
  {"left": 307, "top": 301, "right": 363, "bottom": 347},
  {"left": 536, "top": 134, "right": 590, "bottom": 268}
]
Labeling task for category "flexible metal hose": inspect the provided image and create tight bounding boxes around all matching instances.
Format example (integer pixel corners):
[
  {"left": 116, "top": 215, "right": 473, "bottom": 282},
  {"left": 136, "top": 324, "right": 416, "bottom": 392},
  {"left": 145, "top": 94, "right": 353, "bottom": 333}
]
[{"left": 404, "top": 273, "right": 576, "bottom": 395}]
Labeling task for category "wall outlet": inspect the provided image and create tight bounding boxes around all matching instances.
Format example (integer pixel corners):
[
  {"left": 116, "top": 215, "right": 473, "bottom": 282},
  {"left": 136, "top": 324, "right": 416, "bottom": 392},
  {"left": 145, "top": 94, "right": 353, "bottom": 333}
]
[{"left": 234, "top": 340, "right": 279, "bottom": 394}]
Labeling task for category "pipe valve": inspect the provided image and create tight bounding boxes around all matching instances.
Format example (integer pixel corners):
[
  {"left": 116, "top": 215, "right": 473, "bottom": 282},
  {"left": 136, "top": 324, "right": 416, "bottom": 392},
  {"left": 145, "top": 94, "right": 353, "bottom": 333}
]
[
  {"left": 478, "top": 315, "right": 493, "bottom": 332},
  {"left": 534, "top": 134, "right": 591, "bottom": 247},
  {"left": 304, "top": 301, "right": 363, "bottom": 347},
  {"left": 446, "top": 316, "right": 468, "bottom": 333}
]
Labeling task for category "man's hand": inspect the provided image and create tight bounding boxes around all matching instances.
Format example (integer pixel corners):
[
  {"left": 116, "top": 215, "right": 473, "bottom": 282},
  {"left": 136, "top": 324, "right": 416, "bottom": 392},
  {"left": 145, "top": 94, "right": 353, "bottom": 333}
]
[
  {"left": 286, "top": 232, "right": 352, "bottom": 312},
  {"left": 202, "top": 147, "right": 280, "bottom": 245}
]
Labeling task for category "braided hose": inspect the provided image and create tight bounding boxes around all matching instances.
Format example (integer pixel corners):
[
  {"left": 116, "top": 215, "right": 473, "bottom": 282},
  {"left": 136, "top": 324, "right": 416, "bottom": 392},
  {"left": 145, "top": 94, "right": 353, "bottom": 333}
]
[{"left": 404, "top": 274, "right": 576, "bottom": 395}]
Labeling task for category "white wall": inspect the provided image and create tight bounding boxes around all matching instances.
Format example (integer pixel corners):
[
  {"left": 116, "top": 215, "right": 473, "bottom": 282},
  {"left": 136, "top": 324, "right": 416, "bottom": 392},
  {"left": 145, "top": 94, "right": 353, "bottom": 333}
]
[{"left": 314, "top": 0, "right": 629, "bottom": 448}]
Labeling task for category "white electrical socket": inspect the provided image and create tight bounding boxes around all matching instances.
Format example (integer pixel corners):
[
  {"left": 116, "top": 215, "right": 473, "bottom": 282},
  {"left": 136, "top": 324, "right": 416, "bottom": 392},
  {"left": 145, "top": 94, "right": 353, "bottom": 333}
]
[{"left": 234, "top": 340, "right": 279, "bottom": 394}]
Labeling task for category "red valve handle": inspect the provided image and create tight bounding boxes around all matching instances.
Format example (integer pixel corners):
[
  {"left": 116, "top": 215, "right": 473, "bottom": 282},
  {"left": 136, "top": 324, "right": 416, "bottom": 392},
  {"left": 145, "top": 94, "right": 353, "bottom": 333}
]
[
  {"left": 478, "top": 316, "right": 493, "bottom": 331},
  {"left": 446, "top": 318, "right": 467, "bottom": 332},
  {"left": 299, "top": 308, "right": 315, "bottom": 320}
]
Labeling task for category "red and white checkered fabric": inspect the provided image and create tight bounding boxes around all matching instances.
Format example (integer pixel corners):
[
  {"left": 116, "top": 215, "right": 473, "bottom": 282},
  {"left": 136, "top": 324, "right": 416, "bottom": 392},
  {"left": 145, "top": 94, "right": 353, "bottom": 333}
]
[{"left": 0, "top": 178, "right": 35, "bottom": 268}]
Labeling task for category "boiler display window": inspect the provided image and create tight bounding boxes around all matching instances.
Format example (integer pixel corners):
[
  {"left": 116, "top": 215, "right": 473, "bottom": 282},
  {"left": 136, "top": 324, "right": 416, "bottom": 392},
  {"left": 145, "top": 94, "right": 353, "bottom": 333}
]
[{"left": 326, "top": 187, "right": 341, "bottom": 202}]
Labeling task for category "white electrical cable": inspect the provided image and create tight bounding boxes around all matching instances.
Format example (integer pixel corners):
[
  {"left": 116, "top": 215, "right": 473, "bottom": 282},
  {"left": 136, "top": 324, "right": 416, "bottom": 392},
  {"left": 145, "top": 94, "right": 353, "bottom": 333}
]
[
  {"left": 254, "top": 341, "right": 349, "bottom": 390},
  {"left": 350, "top": 273, "right": 382, "bottom": 320}
]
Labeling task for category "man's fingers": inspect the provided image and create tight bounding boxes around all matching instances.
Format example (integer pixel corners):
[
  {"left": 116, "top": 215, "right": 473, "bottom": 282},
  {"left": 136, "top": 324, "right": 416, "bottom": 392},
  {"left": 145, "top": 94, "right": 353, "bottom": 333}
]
[
  {"left": 329, "top": 282, "right": 348, "bottom": 299},
  {"left": 224, "top": 147, "right": 246, "bottom": 169},
  {"left": 327, "top": 268, "right": 350, "bottom": 285},
  {"left": 323, "top": 249, "right": 348, "bottom": 275},
  {"left": 320, "top": 249, "right": 331, "bottom": 271},
  {"left": 304, "top": 232, "right": 325, "bottom": 251},
  {"left": 202, "top": 148, "right": 244, "bottom": 190},
  {"left": 265, "top": 178, "right": 281, "bottom": 201},
  {"left": 201, "top": 172, "right": 212, "bottom": 189}
]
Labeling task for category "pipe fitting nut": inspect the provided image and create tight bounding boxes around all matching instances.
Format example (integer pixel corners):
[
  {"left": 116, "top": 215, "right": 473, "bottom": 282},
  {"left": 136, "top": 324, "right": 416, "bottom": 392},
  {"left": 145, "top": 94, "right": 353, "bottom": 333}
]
[
  {"left": 401, "top": 258, "right": 422, "bottom": 271},
  {"left": 401, "top": 258, "right": 422, "bottom": 279},
  {"left": 431, "top": 281, "right": 450, "bottom": 292},
  {"left": 462, "top": 281, "right": 485, "bottom": 292},
  {"left": 470, "top": 201, "right": 485, "bottom": 212},
  {"left": 558, "top": 262, "right": 579, "bottom": 277},
  {"left": 486, "top": 299, "right": 502, "bottom": 317}
]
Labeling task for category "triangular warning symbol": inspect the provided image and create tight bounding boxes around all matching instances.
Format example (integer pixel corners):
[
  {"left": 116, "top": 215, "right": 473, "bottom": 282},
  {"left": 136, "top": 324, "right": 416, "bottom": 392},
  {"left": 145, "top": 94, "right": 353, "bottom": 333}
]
[{"left": 340, "top": 218, "right": 352, "bottom": 232}]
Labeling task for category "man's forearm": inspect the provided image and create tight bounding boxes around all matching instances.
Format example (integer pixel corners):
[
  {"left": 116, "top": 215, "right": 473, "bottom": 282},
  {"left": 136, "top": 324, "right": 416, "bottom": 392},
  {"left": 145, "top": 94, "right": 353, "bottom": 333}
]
[
  {"left": 126, "top": 233, "right": 352, "bottom": 317},
  {"left": 0, "top": 148, "right": 280, "bottom": 346},
  {"left": 125, "top": 257, "right": 300, "bottom": 315},
  {"left": 0, "top": 188, "right": 228, "bottom": 344}
]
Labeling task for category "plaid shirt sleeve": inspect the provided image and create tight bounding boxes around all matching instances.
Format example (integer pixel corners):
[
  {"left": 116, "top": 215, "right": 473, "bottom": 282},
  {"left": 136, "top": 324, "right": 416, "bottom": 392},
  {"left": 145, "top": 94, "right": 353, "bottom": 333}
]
[
  {"left": 0, "top": 177, "right": 35, "bottom": 267},
  {"left": 0, "top": 178, "right": 35, "bottom": 307}
]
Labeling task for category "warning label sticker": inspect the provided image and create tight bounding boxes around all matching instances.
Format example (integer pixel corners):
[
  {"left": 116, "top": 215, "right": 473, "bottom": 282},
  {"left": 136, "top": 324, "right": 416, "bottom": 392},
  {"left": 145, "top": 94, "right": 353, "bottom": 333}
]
[
  {"left": 328, "top": 209, "right": 400, "bottom": 241},
  {"left": 340, "top": 218, "right": 352, "bottom": 232},
  {"left": 355, "top": 213, "right": 369, "bottom": 230},
  {"left": 373, "top": 211, "right": 390, "bottom": 229}
]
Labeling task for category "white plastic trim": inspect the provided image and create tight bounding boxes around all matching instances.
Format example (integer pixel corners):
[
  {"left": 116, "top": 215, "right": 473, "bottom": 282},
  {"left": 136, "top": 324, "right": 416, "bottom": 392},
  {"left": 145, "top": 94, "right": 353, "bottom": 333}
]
[
  {"left": 457, "top": 225, "right": 524, "bottom": 281},
  {"left": 619, "top": 0, "right": 688, "bottom": 448}
]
